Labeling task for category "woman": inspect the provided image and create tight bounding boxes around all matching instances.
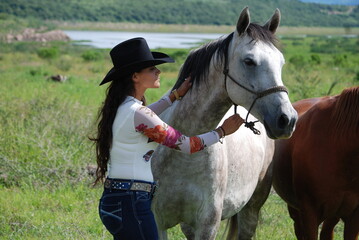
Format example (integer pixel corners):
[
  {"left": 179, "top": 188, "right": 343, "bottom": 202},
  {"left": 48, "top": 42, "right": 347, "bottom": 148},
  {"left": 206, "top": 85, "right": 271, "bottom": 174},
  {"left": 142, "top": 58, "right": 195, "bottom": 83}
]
[{"left": 92, "top": 37, "right": 244, "bottom": 240}]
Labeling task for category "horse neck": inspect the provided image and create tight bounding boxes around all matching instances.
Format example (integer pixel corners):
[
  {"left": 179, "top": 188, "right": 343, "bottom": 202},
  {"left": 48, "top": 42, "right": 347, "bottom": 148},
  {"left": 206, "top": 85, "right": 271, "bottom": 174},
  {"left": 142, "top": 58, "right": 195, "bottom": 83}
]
[
  {"left": 167, "top": 71, "right": 232, "bottom": 135},
  {"left": 330, "top": 87, "right": 359, "bottom": 140}
]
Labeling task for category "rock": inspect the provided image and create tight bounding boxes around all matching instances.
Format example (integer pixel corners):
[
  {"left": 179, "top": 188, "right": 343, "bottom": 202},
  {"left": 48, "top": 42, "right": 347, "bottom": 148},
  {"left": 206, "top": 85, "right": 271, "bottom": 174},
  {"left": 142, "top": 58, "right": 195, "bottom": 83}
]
[
  {"left": 49, "top": 74, "right": 67, "bottom": 83},
  {"left": 5, "top": 28, "right": 70, "bottom": 43},
  {"left": 86, "top": 164, "right": 97, "bottom": 177}
]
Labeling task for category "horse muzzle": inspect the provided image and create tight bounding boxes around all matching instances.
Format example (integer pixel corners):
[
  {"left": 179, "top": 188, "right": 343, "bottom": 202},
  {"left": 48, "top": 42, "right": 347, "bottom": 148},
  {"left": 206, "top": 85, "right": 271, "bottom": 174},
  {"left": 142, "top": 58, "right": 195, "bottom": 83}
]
[{"left": 263, "top": 110, "right": 298, "bottom": 139}]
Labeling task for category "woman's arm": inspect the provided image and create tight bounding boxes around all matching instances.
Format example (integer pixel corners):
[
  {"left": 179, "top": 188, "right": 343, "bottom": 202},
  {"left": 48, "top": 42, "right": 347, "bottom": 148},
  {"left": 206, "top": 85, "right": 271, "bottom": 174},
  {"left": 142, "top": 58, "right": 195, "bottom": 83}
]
[
  {"left": 147, "top": 96, "right": 172, "bottom": 115},
  {"left": 134, "top": 106, "right": 219, "bottom": 154},
  {"left": 147, "top": 77, "right": 192, "bottom": 115}
]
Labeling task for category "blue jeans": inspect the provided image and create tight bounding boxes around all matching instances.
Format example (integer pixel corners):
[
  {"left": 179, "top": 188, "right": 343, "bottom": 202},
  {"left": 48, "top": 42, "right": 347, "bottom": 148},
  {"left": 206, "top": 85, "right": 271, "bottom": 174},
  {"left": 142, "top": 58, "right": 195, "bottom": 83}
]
[{"left": 99, "top": 188, "right": 158, "bottom": 240}]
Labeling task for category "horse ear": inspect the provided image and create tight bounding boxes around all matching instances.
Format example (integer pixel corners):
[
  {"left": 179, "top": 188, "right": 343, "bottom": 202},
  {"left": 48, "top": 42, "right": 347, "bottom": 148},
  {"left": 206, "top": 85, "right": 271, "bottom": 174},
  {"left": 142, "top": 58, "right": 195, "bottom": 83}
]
[
  {"left": 264, "top": 8, "right": 281, "bottom": 34},
  {"left": 236, "top": 7, "right": 250, "bottom": 36}
]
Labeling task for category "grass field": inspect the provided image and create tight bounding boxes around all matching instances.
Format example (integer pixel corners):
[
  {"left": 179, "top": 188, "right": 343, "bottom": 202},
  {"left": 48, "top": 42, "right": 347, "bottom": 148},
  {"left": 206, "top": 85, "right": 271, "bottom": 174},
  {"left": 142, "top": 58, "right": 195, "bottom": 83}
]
[
  {"left": 52, "top": 20, "right": 359, "bottom": 36},
  {"left": 0, "top": 27, "right": 358, "bottom": 239}
]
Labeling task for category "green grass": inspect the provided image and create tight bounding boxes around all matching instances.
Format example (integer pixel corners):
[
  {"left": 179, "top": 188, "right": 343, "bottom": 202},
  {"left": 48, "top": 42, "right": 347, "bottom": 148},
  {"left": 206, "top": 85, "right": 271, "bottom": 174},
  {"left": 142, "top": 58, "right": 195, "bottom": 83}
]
[
  {"left": 0, "top": 34, "right": 357, "bottom": 239},
  {"left": 0, "top": 188, "right": 345, "bottom": 240},
  {"left": 0, "top": 184, "right": 104, "bottom": 240}
]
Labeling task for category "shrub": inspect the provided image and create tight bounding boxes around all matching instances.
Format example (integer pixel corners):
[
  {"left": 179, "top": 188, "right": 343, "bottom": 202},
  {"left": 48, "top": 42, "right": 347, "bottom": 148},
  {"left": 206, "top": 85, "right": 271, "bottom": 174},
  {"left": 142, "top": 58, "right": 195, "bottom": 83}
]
[
  {"left": 56, "top": 55, "right": 73, "bottom": 71},
  {"left": 292, "top": 40, "right": 303, "bottom": 46},
  {"left": 332, "top": 54, "right": 347, "bottom": 67},
  {"left": 81, "top": 50, "right": 102, "bottom": 61},
  {"left": 0, "top": 12, "right": 12, "bottom": 20},
  {"left": 354, "top": 72, "right": 359, "bottom": 82},
  {"left": 310, "top": 54, "right": 321, "bottom": 65},
  {"left": 170, "top": 49, "right": 188, "bottom": 61},
  {"left": 289, "top": 55, "right": 306, "bottom": 69},
  {"left": 29, "top": 67, "right": 49, "bottom": 76},
  {"left": 37, "top": 47, "right": 59, "bottom": 59}
]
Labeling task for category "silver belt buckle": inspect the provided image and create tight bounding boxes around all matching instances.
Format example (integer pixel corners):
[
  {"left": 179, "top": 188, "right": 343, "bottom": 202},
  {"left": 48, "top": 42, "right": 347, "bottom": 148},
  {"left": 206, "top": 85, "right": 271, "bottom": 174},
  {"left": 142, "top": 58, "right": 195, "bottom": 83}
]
[{"left": 131, "top": 182, "right": 151, "bottom": 192}]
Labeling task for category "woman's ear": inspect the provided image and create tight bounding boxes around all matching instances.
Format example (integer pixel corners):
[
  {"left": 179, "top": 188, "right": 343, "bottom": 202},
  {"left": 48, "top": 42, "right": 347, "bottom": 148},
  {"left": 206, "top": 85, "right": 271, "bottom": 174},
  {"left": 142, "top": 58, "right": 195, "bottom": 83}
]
[{"left": 132, "top": 72, "right": 140, "bottom": 83}]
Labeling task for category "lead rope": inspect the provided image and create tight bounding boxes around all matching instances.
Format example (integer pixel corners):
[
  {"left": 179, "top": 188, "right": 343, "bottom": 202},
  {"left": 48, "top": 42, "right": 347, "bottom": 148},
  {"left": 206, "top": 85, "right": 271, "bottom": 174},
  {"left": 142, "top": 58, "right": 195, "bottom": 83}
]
[{"left": 233, "top": 103, "right": 261, "bottom": 135}]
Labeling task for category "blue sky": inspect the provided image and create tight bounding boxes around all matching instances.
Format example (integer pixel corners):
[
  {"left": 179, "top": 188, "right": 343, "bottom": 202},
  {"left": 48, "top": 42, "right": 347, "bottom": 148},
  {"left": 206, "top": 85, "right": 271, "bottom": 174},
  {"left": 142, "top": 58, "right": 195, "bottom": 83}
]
[{"left": 299, "top": 0, "right": 359, "bottom": 5}]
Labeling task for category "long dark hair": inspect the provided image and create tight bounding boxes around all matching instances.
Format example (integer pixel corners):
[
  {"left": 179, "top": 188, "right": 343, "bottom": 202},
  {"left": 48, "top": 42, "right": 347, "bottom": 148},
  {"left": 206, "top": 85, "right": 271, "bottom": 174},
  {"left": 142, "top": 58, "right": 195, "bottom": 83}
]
[{"left": 91, "top": 74, "right": 137, "bottom": 185}]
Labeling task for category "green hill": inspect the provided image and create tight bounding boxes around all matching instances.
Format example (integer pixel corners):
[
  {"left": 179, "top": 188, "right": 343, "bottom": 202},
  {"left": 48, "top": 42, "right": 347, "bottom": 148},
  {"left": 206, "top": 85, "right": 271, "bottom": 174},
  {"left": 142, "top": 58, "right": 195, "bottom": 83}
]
[{"left": 0, "top": 0, "right": 358, "bottom": 27}]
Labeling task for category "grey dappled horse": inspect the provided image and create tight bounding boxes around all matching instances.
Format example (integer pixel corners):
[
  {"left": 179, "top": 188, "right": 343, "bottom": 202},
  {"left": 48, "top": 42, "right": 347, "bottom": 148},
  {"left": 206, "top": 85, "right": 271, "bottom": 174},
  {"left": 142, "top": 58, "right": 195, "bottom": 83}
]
[{"left": 152, "top": 7, "right": 298, "bottom": 240}]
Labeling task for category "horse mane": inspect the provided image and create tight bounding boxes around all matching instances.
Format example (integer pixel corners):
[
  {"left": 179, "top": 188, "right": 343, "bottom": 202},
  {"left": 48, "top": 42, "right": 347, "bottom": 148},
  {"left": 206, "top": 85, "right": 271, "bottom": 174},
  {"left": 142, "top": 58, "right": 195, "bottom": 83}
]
[
  {"left": 172, "top": 23, "right": 278, "bottom": 90},
  {"left": 330, "top": 86, "right": 359, "bottom": 138}
]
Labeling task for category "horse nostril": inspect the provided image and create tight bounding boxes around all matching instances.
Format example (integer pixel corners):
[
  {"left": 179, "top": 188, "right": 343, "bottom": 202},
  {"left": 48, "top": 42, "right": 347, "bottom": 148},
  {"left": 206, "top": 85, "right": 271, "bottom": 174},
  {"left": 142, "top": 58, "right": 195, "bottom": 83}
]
[{"left": 278, "top": 114, "right": 289, "bottom": 129}]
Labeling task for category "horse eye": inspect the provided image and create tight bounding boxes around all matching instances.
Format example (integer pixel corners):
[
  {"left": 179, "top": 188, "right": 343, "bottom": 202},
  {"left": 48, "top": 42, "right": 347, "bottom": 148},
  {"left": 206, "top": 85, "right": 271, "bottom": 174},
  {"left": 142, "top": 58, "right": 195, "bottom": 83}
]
[{"left": 244, "top": 58, "right": 256, "bottom": 66}]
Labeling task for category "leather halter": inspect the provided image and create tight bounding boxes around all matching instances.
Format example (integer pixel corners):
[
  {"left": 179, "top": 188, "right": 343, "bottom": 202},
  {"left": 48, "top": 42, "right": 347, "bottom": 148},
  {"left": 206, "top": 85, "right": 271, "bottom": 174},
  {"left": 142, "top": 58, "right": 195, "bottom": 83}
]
[{"left": 223, "top": 49, "right": 288, "bottom": 135}]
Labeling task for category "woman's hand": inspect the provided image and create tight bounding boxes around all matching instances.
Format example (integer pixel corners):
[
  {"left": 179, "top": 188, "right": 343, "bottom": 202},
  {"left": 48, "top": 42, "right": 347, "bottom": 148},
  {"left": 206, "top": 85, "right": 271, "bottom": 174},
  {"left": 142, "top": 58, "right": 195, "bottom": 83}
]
[
  {"left": 176, "top": 76, "right": 192, "bottom": 97},
  {"left": 217, "top": 114, "right": 245, "bottom": 137}
]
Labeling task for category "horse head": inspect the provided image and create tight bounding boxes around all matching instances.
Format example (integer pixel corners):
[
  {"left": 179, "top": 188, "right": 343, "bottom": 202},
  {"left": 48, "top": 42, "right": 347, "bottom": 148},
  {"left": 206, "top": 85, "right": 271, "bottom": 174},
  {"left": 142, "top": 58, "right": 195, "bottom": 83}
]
[{"left": 226, "top": 7, "right": 297, "bottom": 139}]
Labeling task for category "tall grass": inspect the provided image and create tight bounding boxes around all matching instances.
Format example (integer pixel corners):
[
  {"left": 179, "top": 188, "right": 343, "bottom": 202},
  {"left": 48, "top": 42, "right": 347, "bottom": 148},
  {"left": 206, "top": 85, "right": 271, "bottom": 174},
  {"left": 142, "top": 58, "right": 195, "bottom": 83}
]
[{"left": 0, "top": 34, "right": 357, "bottom": 239}]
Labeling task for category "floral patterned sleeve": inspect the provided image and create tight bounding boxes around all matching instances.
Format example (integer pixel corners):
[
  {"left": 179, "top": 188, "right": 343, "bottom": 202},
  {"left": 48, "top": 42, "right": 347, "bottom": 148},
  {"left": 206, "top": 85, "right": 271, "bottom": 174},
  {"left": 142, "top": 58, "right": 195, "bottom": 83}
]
[
  {"left": 134, "top": 105, "right": 219, "bottom": 154},
  {"left": 147, "top": 96, "right": 172, "bottom": 115}
]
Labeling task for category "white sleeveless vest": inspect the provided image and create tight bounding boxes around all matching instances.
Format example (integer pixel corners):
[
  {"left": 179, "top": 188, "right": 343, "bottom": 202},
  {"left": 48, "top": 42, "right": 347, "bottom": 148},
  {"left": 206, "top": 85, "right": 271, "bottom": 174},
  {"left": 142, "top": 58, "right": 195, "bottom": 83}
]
[{"left": 107, "top": 96, "right": 158, "bottom": 182}]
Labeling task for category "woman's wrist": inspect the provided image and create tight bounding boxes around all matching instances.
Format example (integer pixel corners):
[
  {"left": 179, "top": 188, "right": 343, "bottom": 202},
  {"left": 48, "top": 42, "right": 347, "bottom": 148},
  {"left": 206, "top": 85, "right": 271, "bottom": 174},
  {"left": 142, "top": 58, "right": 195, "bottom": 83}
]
[
  {"left": 171, "top": 89, "right": 182, "bottom": 100},
  {"left": 219, "top": 126, "right": 226, "bottom": 137},
  {"left": 215, "top": 126, "right": 225, "bottom": 139},
  {"left": 168, "top": 89, "right": 182, "bottom": 103},
  {"left": 169, "top": 92, "right": 176, "bottom": 103}
]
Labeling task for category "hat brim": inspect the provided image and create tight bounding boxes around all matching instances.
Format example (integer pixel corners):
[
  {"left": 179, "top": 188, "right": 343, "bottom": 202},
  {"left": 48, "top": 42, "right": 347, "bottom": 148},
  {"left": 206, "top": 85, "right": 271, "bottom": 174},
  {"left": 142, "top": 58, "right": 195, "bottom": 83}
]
[{"left": 99, "top": 52, "right": 174, "bottom": 86}]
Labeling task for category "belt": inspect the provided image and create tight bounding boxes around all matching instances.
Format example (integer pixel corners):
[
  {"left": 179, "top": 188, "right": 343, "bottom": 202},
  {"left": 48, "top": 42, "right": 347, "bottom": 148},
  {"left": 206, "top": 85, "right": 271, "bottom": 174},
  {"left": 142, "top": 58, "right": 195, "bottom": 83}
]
[{"left": 104, "top": 178, "right": 156, "bottom": 193}]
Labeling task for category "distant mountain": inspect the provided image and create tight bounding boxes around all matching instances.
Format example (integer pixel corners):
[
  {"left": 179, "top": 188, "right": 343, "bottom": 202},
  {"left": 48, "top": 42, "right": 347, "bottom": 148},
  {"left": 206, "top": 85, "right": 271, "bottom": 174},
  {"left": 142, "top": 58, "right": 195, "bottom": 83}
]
[
  {"left": 0, "top": 0, "right": 358, "bottom": 27},
  {"left": 299, "top": 0, "right": 359, "bottom": 5}
]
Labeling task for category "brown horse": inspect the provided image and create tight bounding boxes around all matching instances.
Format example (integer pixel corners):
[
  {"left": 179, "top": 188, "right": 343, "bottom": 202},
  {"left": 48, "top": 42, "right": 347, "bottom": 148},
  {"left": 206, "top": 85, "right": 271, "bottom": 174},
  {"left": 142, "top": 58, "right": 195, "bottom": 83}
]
[{"left": 272, "top": 86, "right": 359, "bottom": 240}]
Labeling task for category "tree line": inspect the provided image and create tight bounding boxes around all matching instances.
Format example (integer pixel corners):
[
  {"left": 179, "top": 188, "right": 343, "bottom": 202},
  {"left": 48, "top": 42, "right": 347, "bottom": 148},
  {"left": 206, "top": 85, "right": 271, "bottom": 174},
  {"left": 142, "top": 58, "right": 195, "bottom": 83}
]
[{"left": 0, "top": 0, "right": 358, "bottom": 27}]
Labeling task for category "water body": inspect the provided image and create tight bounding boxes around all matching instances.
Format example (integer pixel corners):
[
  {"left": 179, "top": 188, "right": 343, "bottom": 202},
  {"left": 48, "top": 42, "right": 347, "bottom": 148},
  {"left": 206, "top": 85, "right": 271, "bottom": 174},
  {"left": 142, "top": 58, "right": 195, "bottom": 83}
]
[
  {"left": 64, "top": 30, "right": 357, "bottom": 49},
  {"left": 64, "top": 30, "right": 226, "bottom": 49}
]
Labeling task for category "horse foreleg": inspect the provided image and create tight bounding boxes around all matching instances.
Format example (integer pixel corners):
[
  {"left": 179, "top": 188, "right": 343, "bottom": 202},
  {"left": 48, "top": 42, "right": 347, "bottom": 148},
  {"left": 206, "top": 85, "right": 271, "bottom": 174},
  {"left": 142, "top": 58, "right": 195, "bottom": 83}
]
[
  {"left": 288, "top": 205, "right": 305, "bottom": 240},
  {"left": 226, "top": 214, "right": 239, "bottom": 240},
  {"left": 235, "top": 196, "right": 268, "bottom": 240},
  {"left": 236, "top": 205, "right": 261, "bottom": 240},
  {"left": 299, "top": 202, "right": 321, "bottom": 240},
  {"left": 236, "top": 162, "right": 273, "bottom": 240},
  {"left": 343, "top": 207, "right": 359, "bottom": 240},
  {"left": 320, "top": 218, "right": 340, "bottom": 240},
  {"left": 180, "top": 223, "right": 196, "bottom": 240},
  {"left": 194, "top": 206, "right": 222, "bottom": 240}
]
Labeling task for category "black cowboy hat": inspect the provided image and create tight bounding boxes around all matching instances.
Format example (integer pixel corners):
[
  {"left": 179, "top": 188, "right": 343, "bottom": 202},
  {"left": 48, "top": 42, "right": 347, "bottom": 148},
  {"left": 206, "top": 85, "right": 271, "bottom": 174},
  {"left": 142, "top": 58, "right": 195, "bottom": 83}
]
[{"left": 100, "top": 37, "right": 174, "bottom": 85}]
